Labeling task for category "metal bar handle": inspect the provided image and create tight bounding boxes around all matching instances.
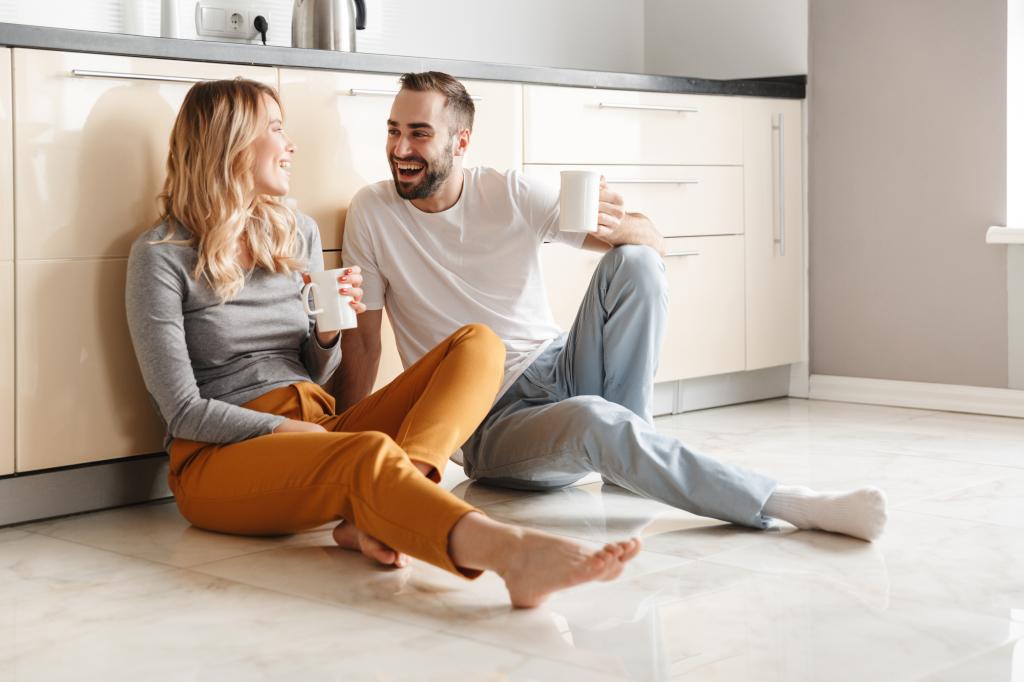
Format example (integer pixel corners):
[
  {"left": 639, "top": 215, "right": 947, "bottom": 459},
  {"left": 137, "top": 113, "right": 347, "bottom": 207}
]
[
  {"left": 607, "top": 179, "right": 699, "bottom": 185},
  {"left": 665, "top": 251, "right": 701, "bottom": 258},
  {"left": 71, "top": 69, "right": 212, "bottom": 84},
  {"left": 349, "top": 88, "right": 483, "bottom": 102},
  {"left": 772, "top": 112, "right": 786, "bottom": 257},
  {"left": 599, "top": 102, "right": 698, "bottom": 113}
]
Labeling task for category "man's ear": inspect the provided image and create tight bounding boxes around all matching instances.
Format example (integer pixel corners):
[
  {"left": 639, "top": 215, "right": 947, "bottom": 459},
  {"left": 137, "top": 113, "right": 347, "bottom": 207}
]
[{"left": 453, "top": 128, "right": 471, "bottom": 157}]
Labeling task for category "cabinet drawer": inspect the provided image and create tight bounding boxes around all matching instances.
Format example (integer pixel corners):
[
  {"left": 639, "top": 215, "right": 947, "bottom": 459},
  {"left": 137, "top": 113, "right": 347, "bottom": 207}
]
[
  {"left": 0, "top": 261, "right": 12, "bottom": 476},
  {"left": 282, "top": 70, "right": 522, "bottom": 250},
  {"left": 0, "top": 48, "right": 11, "bottom": 263},
  {"left": 524, "top": 85, "right": 742, "bottom": 165},
  {"left": 523, "top": 165, "right": 743, "bottom": 237},
  {"left": 13, "top": 49, "right": 276, "bottom": 260},
  {"left": 16, "top": 259, "right": 165, "bottom": 471},
  {"left": 657, "top": 236, "right": 745, "bottom": 382},
  {"left": 323, "top": 251, "right": 403, "bottom": 389}
]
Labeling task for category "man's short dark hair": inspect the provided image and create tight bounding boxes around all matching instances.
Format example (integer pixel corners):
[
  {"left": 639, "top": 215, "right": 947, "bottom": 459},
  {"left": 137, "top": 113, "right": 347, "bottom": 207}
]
[{"left": 399, "top": 71, "right": 475, "bottom": 134}]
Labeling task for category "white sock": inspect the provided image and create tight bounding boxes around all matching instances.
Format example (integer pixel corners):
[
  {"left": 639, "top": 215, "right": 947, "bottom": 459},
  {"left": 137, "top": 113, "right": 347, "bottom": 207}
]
[{"left": 762, "top": 485, "right": 888, "bottom": 542}]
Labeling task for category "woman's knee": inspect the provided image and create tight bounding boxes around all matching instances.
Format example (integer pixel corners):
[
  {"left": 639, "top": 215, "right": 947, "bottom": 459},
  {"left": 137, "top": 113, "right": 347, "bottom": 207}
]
[{"left": 453, "top": 323, "right": 505, "bottom": 368}]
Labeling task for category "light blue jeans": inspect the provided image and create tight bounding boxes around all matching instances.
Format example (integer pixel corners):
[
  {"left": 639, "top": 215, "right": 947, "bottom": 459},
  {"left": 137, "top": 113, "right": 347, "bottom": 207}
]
[{"left": 461, "top": 245, "right": 777, "bottom": 528}]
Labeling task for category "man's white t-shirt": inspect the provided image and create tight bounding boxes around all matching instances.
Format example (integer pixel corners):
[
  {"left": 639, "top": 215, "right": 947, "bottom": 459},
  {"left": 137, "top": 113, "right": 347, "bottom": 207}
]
[{"left": 343, "top": 167, "right": 585, "bottom": 396}]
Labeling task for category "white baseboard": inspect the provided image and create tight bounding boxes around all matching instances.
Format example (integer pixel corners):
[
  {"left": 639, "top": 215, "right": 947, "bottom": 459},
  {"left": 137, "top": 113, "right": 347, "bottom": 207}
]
[{"left": 809, "top": 375, "right": 1024, "bottom": 419}]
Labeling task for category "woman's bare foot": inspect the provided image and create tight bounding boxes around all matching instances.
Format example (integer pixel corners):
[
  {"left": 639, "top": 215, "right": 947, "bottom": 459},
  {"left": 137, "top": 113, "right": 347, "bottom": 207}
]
[
  {"left": 499, "top": 533, "right": 641, "bottom": 608},
  {"left": 332, "top": 521, "right": 409, "bottom": 568}
]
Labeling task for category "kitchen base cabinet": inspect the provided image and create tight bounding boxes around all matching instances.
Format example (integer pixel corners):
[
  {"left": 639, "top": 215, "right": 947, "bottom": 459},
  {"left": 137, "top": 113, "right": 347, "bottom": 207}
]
[
  {"left": 1, "top": 261, "right": 13, "bottom": 476},
  {"left": 15, "top": 259, "right": 165, "bottom": 472},
  {"left": 743, "top": 98, "right": 804, "bottom": 370},
  {"left": 658, "top": 236, "right": 746, "bottom": 382},
  {"left": 0, "top": 47, "right": 11, "bottom": 262},
  {"left": 541, "top": 237, "right": 745, "bottom": 386}
]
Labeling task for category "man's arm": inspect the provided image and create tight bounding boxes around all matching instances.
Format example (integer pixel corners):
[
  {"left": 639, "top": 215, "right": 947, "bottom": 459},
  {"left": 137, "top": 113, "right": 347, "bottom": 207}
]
[
  {"left": 325, "top": 308, "right": 383, "bottom": 412},
  {"left": 582, "top": 212, "right": 664, "bottom": 254},
  {"left": 580, "top": 179, "right": 665, "bottom": 255}
]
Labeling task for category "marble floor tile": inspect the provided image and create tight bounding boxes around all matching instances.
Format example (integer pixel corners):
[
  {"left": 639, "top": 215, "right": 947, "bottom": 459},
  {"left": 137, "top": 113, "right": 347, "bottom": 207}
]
[
  {"left": 924, "top": 637, "right": 1024, "bottom": 681},
  {"left": 901, "top": 471, "right": 1024, "bottom": 528},
  {"left": 23, "top": 499, "right": 333, "bottom": 568},
  {"left": 580, "top": 559, "right": 1014, "bottom": 682}
]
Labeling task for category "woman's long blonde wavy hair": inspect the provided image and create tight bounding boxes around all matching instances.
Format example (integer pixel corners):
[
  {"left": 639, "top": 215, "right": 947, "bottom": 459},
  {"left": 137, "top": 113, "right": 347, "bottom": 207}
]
[{"left": 157, "top": 78, "right": 304, "bottom": 301}]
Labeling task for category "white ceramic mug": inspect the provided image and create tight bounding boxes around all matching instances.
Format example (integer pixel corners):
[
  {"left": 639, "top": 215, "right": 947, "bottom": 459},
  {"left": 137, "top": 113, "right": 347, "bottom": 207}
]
[
  {"left": 558, "top": 170, "right": 601, "bottom": 233},
  {"left": 301, "top": 268, "right": 358, "bottom": 332}
]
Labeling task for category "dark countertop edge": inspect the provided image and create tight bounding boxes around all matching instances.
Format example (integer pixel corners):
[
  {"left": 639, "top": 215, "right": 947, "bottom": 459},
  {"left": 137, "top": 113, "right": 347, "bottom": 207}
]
[{"left": 0, "top": 23, "right": 806, "bottom": 99}]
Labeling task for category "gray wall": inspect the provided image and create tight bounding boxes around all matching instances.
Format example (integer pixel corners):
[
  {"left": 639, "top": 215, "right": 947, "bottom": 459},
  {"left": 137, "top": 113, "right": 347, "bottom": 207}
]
[
  {"left": 809, "top": 0, "right": 1008, "bottom": 388},
  {"left": 644, "top": 0, "right": 807, "bottom": 79}
]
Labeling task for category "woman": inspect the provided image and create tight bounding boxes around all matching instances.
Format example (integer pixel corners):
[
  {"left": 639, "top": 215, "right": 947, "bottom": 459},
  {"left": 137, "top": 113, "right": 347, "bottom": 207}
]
[{"left": 125, "top": 78, "right": 639, "bottom": 608}]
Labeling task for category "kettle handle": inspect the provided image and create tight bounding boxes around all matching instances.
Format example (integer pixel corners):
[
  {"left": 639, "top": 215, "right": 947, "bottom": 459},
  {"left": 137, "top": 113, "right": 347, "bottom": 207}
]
[{"left": 354, "top": 0, "right": 366, "bottom": 30}]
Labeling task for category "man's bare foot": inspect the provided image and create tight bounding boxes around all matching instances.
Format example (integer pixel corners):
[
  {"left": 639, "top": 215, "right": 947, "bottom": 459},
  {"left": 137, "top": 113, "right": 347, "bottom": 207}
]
[
  {"left": 499, "top": 532, "right": 642, "bottom": 608},
  {"left": 332, "top": 522, "right": 409, "bottom": 568}
]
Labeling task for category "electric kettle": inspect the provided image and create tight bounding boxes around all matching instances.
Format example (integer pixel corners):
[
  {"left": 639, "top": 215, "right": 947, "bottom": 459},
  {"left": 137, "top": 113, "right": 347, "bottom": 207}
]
[{"left": 292, "top": 0, "right": 367, "bottom": 51}]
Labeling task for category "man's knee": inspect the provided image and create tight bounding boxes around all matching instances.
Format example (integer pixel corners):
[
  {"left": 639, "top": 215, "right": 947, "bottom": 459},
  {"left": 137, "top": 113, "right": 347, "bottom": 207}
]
[{"left": 602, "top": 245, "right": 667, "bottom": 297}]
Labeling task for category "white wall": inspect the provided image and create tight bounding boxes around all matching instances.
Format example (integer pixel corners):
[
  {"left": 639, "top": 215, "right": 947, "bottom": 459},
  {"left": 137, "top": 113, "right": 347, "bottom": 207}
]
[
  {"left": 0, "top": 0, "right": 646, "bottom": 74},
  {"left": 644, "top": 0, "right": 807, "bottom": 79}
]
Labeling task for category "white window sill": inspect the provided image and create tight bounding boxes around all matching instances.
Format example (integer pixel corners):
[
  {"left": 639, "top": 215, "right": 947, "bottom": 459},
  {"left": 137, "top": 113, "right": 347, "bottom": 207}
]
[{"left": 987, "top": 226, "right": 1024, "bottom": 244}]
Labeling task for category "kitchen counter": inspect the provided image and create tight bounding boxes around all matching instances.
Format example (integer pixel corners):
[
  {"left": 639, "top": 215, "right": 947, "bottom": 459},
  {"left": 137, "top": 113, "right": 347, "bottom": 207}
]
[{"left": 0, "top": 22, "right": 806, "bottom": 99}]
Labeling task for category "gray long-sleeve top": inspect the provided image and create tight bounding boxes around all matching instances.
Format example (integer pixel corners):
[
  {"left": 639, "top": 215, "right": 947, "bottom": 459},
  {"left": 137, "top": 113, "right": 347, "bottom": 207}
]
[{"left": 125, "top": 214, "right": 341, "bottom": 449}]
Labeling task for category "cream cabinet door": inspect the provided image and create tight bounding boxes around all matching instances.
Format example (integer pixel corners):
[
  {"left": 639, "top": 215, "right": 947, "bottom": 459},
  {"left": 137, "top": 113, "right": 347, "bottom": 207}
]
[
  {"left": 0, "top": 49, "right": 12, "bottom": 476},
  {"left": 540, "top": 238, "right": 745, "bottom": 384},
  {"left": 16, "top": 260, "right": 165, "bottom": 471},
  {"left": 12, "top": 49, "right": 276, "bottom": 260},
  {"left": 743, "top": 98, "right": 804, "bottom": 371},
  {"left": 0, "top": 48, "right": 11, "bottom": 263},
  {"left": 659, "top": 237, "right": 746, "bottom": 382},
  {"left": 0, "top": 261, "right": 13, "bottom": 476},
  {"left": 524, "top": 85, "right": 742, "bottom": 165},
  {"left": 280, "top": 70, "right": 523, "bottom": 250},
  {"left": 323, "top": 251, "right": 403, "bottom": 390}
]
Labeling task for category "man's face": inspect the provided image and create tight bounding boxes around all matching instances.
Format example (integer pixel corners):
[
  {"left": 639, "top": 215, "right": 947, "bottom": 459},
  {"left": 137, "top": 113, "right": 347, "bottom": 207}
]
[{"left": 386, "top": 89, "right": 457, "bottom": 200}]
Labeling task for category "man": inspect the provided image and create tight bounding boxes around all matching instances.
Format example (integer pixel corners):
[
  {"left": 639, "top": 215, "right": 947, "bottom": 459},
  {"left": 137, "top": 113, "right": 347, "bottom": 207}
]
[{"left": 332, "top": 71, "right": 887, "bottom": 542}]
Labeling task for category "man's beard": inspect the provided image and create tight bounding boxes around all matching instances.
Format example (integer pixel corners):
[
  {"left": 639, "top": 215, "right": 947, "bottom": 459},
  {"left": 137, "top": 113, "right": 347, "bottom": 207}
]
[{"left": 391, "top": 147, "right": 454, "bottom": 201}]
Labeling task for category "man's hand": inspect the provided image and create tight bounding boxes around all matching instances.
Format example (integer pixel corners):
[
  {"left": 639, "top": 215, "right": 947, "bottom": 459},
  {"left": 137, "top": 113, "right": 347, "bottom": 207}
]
[
  {"left": 592, "top": 177, "right": 629, "bottom": 245},
  {"left": 582, "top": 177, "right": 666, "bottom": 255},
  {"left": 302, "top": 266, "right": 368, "bottom": 346}
]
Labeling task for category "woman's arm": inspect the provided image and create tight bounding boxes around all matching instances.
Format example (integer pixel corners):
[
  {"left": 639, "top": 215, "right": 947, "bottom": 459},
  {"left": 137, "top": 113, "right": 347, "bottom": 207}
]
[{"left": 126, "top": 238, "right": 287, "bottom": 444}]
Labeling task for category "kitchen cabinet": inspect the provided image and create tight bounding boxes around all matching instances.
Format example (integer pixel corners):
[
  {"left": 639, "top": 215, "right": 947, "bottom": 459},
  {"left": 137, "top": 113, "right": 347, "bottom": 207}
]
[
  {"left": 12, "top": 50, "right": 275, "bottom": 470},
  {"left": 658, "top": 236, "right": 745, "bottom": 381},
  {"left": 524, "top": 85, "right": 742, "bottom": 166},
  {"left": 743, "top": 98, "right": 804, "bottom": 370},
  {"left": 280, "top": 70, "right": 523, "bottom": 250},
  {"left": 12, "top": 49, "right": 276, "bottom": 261},
  {"left": 1, "top": 48, "right": 11, "bottom": 476},
  {"left": 15, "top": 259, "right": 165, "bottom": 471},
  {"left": 0, "top": 261, "right": 12, "bottom": 477},
  {"left": 539, "top": 236, "right": 745, "bottom": 385}
]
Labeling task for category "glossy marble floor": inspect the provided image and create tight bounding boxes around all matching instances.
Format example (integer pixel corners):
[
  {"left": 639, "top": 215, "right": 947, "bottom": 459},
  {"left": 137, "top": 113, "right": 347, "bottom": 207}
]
[{"left": 3, "top": 398, "right": 1024, "bottom": 681}]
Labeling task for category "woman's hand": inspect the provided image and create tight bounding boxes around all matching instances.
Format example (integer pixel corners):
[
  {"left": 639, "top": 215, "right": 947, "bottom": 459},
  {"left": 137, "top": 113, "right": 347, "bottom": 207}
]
[
  {"left": 302, "top": 266, "right": 368, "bottom": 346},
  {"left": 273, "top": 418, "right": 327, "bottom": 434}
]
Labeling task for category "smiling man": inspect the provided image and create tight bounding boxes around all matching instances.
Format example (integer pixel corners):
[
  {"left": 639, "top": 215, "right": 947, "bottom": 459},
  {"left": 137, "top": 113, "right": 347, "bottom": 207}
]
[{"left": 332, "top": 71, "right": 888, "bottom": 542}]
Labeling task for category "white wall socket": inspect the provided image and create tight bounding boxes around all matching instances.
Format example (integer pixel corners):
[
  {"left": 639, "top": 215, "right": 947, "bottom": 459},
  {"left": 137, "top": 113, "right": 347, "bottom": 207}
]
[{"left": 194, "top": 1, "right": 272, "bottom": 42}]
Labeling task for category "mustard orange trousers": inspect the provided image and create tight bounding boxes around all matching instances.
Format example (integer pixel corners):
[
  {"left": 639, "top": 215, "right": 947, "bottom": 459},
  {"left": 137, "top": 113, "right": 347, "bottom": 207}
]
[{"left": 168, "top": 323, "right": 505, "bottom": 576}]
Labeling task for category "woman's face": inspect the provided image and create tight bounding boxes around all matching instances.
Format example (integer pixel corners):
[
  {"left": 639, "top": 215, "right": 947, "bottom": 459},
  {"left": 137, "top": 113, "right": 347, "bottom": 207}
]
[{"left": 251, "top": 94, "right": 295, "bottom": 197}]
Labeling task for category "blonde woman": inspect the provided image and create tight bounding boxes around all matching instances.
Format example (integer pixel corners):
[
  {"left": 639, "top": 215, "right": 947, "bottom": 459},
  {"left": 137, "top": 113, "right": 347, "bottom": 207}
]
[{"left": 125, "top": 79, "right": 639, "bottom": 608}]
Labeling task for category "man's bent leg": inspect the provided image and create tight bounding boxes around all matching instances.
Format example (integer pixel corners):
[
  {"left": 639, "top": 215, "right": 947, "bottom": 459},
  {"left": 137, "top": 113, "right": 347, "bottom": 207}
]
[{"left": 559, "top": 245, "right": 668, "bottom": 423}]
